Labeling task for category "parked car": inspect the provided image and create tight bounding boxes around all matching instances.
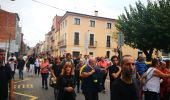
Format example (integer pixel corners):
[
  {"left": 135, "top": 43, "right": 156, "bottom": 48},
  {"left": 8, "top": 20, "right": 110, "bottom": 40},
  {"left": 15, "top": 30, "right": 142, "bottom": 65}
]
[{"left": 160, "top": 56, "right": 170, "bottom": 61}]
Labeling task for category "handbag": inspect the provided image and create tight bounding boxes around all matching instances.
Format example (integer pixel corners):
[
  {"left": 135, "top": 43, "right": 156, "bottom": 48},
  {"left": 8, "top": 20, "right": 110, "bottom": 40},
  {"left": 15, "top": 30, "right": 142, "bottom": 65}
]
[{"left": 49, "top": 77, "right": 57, "bottom": 88}]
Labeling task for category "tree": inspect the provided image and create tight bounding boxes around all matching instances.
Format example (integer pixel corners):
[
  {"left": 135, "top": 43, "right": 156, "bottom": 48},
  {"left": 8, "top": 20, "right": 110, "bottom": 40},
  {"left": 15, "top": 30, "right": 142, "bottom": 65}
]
[{"left": 116, "top": 0, "right": 170, "bottom": 61}]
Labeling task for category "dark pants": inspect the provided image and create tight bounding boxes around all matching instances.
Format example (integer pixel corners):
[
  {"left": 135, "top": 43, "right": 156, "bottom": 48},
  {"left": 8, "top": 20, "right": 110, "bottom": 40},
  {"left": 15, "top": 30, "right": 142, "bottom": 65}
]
[
  {"left": 41, "top": 73, "right": 49, "bottom": 88},
  {"left": 35, "top": 67, "right": 40, "bottom": 75},
  {"left": 11, "top": 71, "right": 15, "bottom": 79},
  {"left": 84, "top": 92, "right": 98, "bottom": 100},
  {"left": 19, "top": 69, "right": 24, "bottom": 79},
  {"left": 54, "top": 88, "right": 58, "bottom": 100},
  {"left": 75, "top": 70, "right": 81, "bottom": 92},
  {"left": 144, "top": 91, "right": 160, "bottom": 100},
  {"left": 101, "top": 72, "right": 107, "bottom": 90}
]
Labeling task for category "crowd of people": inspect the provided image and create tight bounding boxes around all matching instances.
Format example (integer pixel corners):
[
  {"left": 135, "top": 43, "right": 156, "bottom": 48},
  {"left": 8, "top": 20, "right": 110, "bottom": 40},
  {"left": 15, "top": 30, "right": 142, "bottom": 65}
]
[{"left": 0, "top": 52, "right": 170, "bottom": 100}]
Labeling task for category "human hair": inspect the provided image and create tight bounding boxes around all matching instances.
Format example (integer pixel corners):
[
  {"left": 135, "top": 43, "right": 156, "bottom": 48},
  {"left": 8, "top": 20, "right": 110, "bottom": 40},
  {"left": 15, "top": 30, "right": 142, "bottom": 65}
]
[
  {"left": 111, "top": 55, "right": 118, "bottom": 62},
  {"left": 54, "top": 56, "right": 61, "bottom": 64},
  {"left": 151, "top": 58, "right": 159, "bottom": 67},
  {"left": 66, "top": 53, "right": 71, "bottom": 58},
  {"left": 121, "top": 55, "right": 132, "bottom": 66},
  {"left": 61, "top": 62, "right": 74, "bottom": 76}
]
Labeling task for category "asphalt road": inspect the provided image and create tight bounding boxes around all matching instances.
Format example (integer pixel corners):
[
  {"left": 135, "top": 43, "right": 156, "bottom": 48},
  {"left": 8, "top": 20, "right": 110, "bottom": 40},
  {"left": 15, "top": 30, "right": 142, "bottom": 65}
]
[{"left": 14, "top": 70, "right": 110, "bottom": 100}]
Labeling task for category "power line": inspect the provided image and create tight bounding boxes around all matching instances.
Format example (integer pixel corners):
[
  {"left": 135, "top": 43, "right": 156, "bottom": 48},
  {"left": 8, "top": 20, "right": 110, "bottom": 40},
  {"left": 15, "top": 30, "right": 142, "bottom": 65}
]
[{"left": 32, "top": 0, "right": 67, "bottom": 12}]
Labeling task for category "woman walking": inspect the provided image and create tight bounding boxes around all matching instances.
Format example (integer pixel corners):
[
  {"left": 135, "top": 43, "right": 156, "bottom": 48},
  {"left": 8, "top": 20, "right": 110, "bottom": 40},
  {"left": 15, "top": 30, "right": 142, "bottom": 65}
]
[
  {"left": 57, "top": 62, "right": 76, "bottom": 100},
  {"left": 40, "top": 58, "right": 50, "bottom": 90}
]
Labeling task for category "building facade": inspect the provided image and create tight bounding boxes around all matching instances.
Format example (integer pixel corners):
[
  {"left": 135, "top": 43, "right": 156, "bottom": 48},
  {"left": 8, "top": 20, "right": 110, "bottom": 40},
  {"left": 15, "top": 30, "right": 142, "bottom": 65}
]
[
  {"left": 0, "top": 9, "right": 22, "bottom": 58},
  {"left": 56, "top": 11, "right": 138, "bottom": 58}
]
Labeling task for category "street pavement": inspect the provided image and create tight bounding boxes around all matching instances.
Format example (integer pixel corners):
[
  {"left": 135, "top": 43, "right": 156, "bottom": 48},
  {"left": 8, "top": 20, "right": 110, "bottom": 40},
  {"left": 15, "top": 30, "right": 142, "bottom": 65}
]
[{"left": 13, "top": 70, "right": 110, "bottom": 100}]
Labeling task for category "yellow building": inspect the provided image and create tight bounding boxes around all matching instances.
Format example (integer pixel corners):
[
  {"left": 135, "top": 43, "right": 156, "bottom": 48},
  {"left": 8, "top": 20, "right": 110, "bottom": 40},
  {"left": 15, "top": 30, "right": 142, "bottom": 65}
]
[{"left": 56, "top": 11, "right": 138, "bottom": 58}]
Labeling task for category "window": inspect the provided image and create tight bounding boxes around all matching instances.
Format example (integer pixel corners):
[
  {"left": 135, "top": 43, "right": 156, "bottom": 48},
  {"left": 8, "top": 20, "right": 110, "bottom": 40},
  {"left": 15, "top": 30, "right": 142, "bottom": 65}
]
[
  {"left": 107, "top": 23, "right": 112, "bottom": 29},
  {"left": 106, "top": 36, "right": 111, "bottom": 47},
  {"left": 90, "top": 20, "right": 95, "bottom": 27},
  {"left": 65, "top": 20, "right": 67, "bottom": 26},
  {"left": 74, "top": 18, "right": 80, "bottom": 25},
  {"left": 72, "top": 51, "right": 80, "bottom": 57},
  {"left": 89, "top": 52, "right": 93, "bottom": 56},
  {"left": 74, "top": 32, "right": 79, "bottom": 45},
  {"left": 89, "top": 34, "right": 94, "bottom": 45},
  {"left": 62, "top": 22, "right": 64, "bottom": 28},
  {"left": 106, "top": 51, "right": 110, "bottom": 58}
]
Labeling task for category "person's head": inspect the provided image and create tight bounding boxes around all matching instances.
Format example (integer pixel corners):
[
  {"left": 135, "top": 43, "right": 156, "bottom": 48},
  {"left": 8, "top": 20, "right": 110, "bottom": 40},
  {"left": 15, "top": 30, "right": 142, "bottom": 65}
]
[
  {"left": 88, "top": 57, "right": 96, "bottom": 67},
  {"left": 160, "top": 61, "right": 166, "bottom": 69},
  {"left": 54, "top": 57, "right": 60, "bottom": 64},
  {"left": 151, "top": 58, "right": 159, "bottom": 67},
  {"left": 0, "top": 54, "right": 4, "bottom": 66},
  {"left": 61, "top": 62, "right": 74, "bottom": 76},
  {"left": 66, "top": 53, "right": 71, "bottom": 59},
  {"left": 100, "top": 57, "right": 105, "bottom": 61},
  {"left": 44, "top": 58, "right": 48, "bottom": 62},
  {"left": 79, "top": 59, "right": 84, "bottom": 65},
  {"left": 138, "top": 54, "right": 145, "bottom": 62},
  {"left": 121, "top": 55, "right": 135, "bottom": 78},
  {"left": 111, "top": 55, "right": 119, "bottom": 66}
]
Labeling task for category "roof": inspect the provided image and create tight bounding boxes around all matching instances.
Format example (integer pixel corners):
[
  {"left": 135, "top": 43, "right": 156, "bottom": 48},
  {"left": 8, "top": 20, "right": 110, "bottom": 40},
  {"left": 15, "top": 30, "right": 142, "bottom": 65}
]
[{"left": 59, "top": 11, "right": 116, "bottom": 23}]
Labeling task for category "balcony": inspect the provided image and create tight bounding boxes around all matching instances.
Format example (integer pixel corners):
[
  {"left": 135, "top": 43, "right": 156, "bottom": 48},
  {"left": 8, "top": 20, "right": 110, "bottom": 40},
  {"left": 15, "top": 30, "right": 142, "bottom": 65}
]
[
  {"left": 51, "top": 37, "right": 55, "bottom": 42},
  {"left": 88, "top": 41, "right": 97, "bottom": 48},
  {"left": 58, "top": 40, "right": 66, "bottom": 48}
]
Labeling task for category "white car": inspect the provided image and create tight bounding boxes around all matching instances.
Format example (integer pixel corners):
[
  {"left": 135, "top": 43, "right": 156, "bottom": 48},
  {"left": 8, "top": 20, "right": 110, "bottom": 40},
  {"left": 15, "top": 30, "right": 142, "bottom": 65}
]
[{"left": 160, "top": 56, "right": 170, "bottom": 61}]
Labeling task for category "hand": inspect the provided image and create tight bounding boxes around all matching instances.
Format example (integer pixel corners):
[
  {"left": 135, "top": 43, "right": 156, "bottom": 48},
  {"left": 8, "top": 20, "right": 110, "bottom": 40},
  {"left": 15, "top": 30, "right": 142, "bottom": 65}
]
[{"left": 91, "top": 69, "right": 95, "bottom": 74}]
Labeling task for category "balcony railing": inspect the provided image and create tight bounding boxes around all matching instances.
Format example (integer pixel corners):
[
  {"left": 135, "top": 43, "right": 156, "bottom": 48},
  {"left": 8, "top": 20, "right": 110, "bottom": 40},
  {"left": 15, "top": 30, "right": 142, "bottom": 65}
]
[
  {"left": 88, "top": 41, "right": 97, "bottom": 48},
  {"left": 58, "top": 40, "right": 66, "bottom": 48}
]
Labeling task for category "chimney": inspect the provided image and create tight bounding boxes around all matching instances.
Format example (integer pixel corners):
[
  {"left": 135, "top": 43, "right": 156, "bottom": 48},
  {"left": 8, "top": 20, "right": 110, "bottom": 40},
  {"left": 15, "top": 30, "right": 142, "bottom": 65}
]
[{"left": 94, "top": 11, "right": 98, "bottom": 16}]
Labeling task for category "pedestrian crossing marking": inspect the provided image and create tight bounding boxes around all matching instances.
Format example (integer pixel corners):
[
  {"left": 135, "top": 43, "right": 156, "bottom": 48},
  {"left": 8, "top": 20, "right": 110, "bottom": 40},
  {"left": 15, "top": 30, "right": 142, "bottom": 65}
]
[
  {"left": 14, "top": 92, "right": 38, "bottom": 100},
  {"left": 14, "top": 84, "right": 33, "bottom": 89},
  {"left": 14, "top": 78, "right": 30, "bottom": 83}
]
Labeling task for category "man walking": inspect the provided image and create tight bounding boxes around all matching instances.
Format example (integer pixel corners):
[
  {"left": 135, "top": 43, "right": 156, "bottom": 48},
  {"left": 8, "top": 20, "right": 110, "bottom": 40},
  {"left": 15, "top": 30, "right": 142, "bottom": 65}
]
[
  {"left": 81, "top": 57, "right": 102, "bottom": 100},
  {"left": 111, "top": 55, "right": 138, "bottom": 100},
  {"left": 108, "top": 55, "right": 121, "bottom": 100}
]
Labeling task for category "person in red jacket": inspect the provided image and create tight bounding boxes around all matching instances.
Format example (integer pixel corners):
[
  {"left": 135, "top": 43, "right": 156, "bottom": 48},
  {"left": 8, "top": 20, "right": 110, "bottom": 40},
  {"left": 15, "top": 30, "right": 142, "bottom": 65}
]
[
  {"left": 40, "top": 58, "right": 50, "bottom": 90},
  {"left": 159, "top": 61, "right": 170, "bottom": 100}
]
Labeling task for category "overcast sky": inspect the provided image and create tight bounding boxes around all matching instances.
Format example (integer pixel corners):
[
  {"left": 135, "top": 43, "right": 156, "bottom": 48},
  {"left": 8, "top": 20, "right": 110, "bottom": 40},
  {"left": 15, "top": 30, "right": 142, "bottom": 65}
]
[{"left": 0, "top": 0, "right": 148, "bottom": 47}]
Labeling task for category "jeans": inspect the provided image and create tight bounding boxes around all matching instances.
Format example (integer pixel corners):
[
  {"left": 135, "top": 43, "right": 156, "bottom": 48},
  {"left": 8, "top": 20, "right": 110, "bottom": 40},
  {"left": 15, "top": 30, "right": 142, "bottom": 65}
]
[
  {"left": 19, "top": 69, "right": 24, "bottom": 79},
  {"left": 41, "top": 73, "right": 49, "bottom": 88}
]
